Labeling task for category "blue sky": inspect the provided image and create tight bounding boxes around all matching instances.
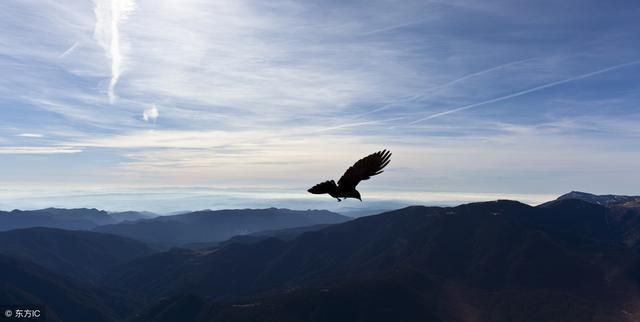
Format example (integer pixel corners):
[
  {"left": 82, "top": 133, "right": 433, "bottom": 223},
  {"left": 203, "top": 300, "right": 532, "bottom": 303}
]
[{"left": 1, "top": 0, "right": 639, "bottom": 212}]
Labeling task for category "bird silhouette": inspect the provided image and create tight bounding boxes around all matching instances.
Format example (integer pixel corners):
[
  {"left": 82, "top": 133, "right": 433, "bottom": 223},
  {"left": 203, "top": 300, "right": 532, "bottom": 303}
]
[{"left": 308, "top": 149, "right": 391, "bottom": 202}]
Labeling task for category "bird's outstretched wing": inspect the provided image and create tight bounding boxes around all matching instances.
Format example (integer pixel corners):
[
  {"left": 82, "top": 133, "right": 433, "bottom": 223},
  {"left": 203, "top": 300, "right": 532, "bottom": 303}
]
[
  {"left": 338, "top": 149, "right": 391, "bottom": 190},
  {"left": 308, "top": 180, "right": 338, "bottom": 194}
]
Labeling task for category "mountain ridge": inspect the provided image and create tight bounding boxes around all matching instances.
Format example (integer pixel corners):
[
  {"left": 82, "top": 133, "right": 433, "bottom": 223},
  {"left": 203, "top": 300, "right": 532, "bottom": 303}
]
[
  {"left": 3, "top": 195, "right": 640, "bottom": 321},
  {"left": 0, "top": 208, "right": 156, "bottom": 231},
  {"left": 109, "top": 199, "right": 640, "bottom": 322},
  {"left": 94, "top": 208, "right": 350, "bottom": 247},
  {"left": 539, "top": 191, "right": 640, "bottom": 208},
  {"left": 103, "top": 200, "right": 638, "bottom": 300}
]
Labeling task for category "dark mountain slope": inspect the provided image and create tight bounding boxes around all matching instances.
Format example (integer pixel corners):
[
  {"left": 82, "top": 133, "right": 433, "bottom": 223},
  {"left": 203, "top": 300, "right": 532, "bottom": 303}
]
[
  {"left": 609, "top": 204, "right": 640, "bottom": 250},
  {"left": 0, "top": 228, "right": 154, "bottom": 283},
  {"left": 0, "top": 254, "right": 128, "bottom": 322},
  {"left": 184, "top": 223, "right": 335, "bottom": 249},
  {"left": 129, "top": 275, "right": 634, "bottom": 322},
  {"left": 128, "top": 271, "right": 451, "bottom": 322},
  {"left": 534, "top": 197, "right": 640, "bottom": 250},
  {"left": 94, "top": 208, "right": 349, "bottom": 247},
  {"left": 105, "top": 200, "right": 637, "bottom": 308},
  {"left": 524, "top": 199, "right": 616, "bottom": 241},
  {"left": 5, "top": 199, "right": 637, "bottom": 322}
]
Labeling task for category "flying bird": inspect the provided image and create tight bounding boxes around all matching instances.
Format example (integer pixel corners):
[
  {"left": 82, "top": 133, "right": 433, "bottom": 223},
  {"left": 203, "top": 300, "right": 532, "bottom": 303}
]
[{"left": 308, "top": 149, "right": 391, "bottom": 202}]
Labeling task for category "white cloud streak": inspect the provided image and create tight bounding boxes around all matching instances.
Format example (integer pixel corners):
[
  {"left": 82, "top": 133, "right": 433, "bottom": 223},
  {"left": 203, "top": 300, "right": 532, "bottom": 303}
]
[
  {"left": 0, "top": 147, "right": 82, "bottom": 154},
  {"left": 16, "top": 133, "right": 44, "bottom": 138},
  {"left": 58, "top": 41, "right": 80, "bottom": 59},
  {"left": 93, "top": 0, "right": 136, "bottom": 103},
  {"left": 409, "top": 60, "right": 640, "bottom": 124},
  {"left": 312, "top": 117, "right": 407, "bottom": 133},
  {"left": 353, "top": 56, "right": 538, "bottom": 119}
]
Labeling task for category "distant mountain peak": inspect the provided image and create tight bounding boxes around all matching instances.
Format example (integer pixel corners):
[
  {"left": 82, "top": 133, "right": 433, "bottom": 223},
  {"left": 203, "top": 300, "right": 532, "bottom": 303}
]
[{"left": 540, "top": 191, "right": 639, "bottom": 208}]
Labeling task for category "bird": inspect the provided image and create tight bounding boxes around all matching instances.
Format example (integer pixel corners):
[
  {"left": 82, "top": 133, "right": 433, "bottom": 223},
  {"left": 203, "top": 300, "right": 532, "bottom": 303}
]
[{"left": 307, "top": 149, "right": 391, "bottom": 202}]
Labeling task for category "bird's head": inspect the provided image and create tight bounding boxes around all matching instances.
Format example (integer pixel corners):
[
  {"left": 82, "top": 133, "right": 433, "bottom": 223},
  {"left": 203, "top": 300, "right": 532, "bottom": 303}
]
[{"left": 348, "top": 190, "right": 362, "bottom": 202}]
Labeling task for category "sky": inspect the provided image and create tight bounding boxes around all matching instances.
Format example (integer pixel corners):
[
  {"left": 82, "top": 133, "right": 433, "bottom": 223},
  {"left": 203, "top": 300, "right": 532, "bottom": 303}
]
[{"left": 0, "top": 0, "right": 639, "bottom": 213}]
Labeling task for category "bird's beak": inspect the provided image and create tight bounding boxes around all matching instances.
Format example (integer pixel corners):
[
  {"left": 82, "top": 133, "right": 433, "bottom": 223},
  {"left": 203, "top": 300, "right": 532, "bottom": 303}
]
[{"left": 358, "top": 198, "right": 362, "bottom": 202}]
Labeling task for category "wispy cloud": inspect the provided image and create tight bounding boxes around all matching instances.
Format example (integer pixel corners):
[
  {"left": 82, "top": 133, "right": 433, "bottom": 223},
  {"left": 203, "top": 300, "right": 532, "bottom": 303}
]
[
  {"left": 0, "top": 147, "right": 81, "bottom": 154},
  {"left": 311, "top": 117, "right": 407, "bottom": 133},
  {"left": 0, "top": 186, "right": 557, "bottom": 213},
  {"left": 93, "top": 0, "right": 136, "bottom": 103},
  {"left": 409, "top": 60, "right": 640, "bottom": 124},
  {"left": 143, "top": 103, "right": 158, "bottom": 122},
  {"left": 352, "top": 56, "right": 538, "bottom": 119},
  {"left": 16, "top": 133, "right": 44, "bottom": 138},
  {"left": 1, "top": 0, "right": 640, "bottom": 207}
]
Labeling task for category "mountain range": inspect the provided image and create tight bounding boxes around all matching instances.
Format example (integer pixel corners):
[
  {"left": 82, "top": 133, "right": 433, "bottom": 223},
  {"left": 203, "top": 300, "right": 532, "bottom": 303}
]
[
  {"left": 93, "top": 208, "right": 350, "bottom": 247},
  {"left": 125, "top": 198, "right": 640, "bottom": 321},
  {"left": 0, "top": 208, "right": 155, "bottom": 231},
  {"left": 1, "top": 191, "right": 639, "bottom": 321}
]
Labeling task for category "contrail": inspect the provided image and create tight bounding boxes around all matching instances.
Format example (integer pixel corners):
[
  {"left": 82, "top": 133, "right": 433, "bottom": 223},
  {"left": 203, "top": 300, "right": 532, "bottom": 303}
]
[
  {"left": 93, "top": 0, "right": 136, "bottom": 103},
  {"left": 321, "top": 58, "right": 534, "bottom": 134},
  {"left": 360, "top": 18, "right": 429, "bottom": 36},
  {"left": 355, "top": 57, "right": 536, "bottom": 119},
  {"left": 311, "top": 117, "right": 407, "bottom": 133},
  {"left": 58, "top": 42, "right": 79, "bottom": 59},
  {"left": 409, "top": 60, "right": 640, "bottom": 124}
]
